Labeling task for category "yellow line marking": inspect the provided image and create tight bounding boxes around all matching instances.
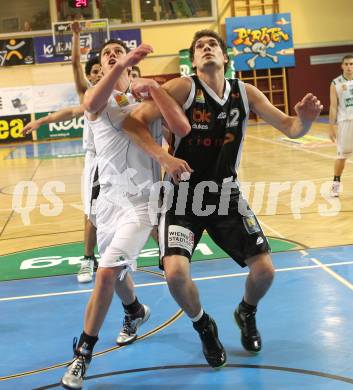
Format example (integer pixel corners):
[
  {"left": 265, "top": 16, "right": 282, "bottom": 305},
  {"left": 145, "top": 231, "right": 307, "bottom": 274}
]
[{"left": 309, "top": 257, "right": 353, "bottom": 291}]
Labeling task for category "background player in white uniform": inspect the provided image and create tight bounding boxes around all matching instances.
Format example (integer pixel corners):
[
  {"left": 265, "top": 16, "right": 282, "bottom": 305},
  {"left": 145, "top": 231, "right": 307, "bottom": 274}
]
[
  {"left": 71, "top": 21, "right": 101, "bottom": 282},
  {"left": 329, "top": 54, "right": 353, "bottom": 196},
  {"left": 61, "top": 40, "right": 191, "bottom": 389},
  {"left": 22, "top": 24, "right": 101, "bottom": 283},
  {"left": 122, "top": 30, "right": 323, "bottom": 368}
]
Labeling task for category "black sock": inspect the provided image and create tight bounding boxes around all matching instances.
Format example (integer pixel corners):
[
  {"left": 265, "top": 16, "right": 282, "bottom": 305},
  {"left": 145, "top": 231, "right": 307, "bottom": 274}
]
[
  {"left": 123, "top": 297, "right": 143, "bottom": 317},
  {"left": 334, "top": 176, "right": 341, "bottom": 182},
  {"left": 239, "top": 298, "right": 257, "bottom": 313},
  {"left": 193, "top": 312, "right": 210, "bottom": 332},
  {"left": 84, "top": 255, "right": 96, "bottom": 260},
  {"left": 77, "top": 331, "right": 98, "bottom": 356}
]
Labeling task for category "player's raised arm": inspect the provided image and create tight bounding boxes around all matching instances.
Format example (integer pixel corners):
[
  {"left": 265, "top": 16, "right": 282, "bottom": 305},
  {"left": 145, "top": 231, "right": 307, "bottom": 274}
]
[
  {"left": 246, "top": 83, "right": 323, "bottom": 139},
  {"left": 71, "top": 21, "right": 87, "bottom": 102}
]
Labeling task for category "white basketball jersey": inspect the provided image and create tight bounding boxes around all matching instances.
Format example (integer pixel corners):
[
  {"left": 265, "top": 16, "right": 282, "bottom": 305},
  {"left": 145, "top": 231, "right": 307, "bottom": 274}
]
[
  {"left": 87, "top": 90, "right": 162, "bottom": 202},
  {"left": 332, "top": 75, "right": 353, "bottom": 122},
  {"left": 82, "top": 119, "right": 96, "bottom": 153}
]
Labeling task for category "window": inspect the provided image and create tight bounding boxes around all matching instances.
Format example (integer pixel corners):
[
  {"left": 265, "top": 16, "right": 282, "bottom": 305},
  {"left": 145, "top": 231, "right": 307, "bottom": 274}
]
[
  {"left": 140, "top": 0, "right": 213, "bottom": 22},
  {"left": 0, "top": 0, "right": 50, "bottom": 33},
  {"left": 99, "top": 0, "right": 133, "bottom": 24}
]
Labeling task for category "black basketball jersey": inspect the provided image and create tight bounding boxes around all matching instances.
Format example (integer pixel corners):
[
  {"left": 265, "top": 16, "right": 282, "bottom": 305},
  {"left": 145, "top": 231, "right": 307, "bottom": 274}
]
[{"left": 172, "top": 75, "right": 249, "bottom": 191}]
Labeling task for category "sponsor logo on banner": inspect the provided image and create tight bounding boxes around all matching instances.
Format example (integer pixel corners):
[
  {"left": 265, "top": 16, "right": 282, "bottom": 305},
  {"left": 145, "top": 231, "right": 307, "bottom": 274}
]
[
  {"left": 0, "top": 86, "right": 33, "bottom": 116},
  {"left": 34, "top": 29, "right": 141, "bottom": 64},
  {"left": 0, "top": 38, "right": 34, "bottom": 66},
  {"left": 168, "top": 225, "right": 195, "bottom": 255},
  {"left": 35, "top": 112, "right": 84, "bottom": 139},
  {"left": 226, "top": 13, "right": 295, "bottom": 71},
  {"left": 0, "top": 114, "right": 31, "bottom": 143}
]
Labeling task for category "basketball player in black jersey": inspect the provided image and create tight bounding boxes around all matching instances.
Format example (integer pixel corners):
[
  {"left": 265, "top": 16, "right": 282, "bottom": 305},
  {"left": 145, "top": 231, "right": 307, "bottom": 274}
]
[{"left": 123, "top": 30, "right": 323, "bottom": 368}]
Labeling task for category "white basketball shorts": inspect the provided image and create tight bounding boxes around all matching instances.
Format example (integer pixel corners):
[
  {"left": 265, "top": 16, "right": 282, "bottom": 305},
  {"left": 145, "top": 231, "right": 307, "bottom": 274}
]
[
  {"left": 337, "top": 120, "right": 353, "bottom": 159},
  {"left": 96, "top": 196, "right": 154, "bottom": 271}
]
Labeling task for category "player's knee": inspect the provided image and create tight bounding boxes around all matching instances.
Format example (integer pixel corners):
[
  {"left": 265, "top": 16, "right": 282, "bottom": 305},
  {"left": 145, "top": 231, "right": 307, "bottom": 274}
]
[
  {"left": 164, "top": 258, "right": 189, "bottom": 287},
  {"left": 248, "top": 254, "right": 275, "bottom": 282},
  {"left": 96, "top": 268, "right": 118, "bottom": 288},
  {"left": 255, "top": 261, "right": 275, "bottom": 284}
]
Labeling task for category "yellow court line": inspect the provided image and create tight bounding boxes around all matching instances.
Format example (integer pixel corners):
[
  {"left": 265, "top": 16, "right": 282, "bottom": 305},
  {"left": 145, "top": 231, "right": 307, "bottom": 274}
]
[
  {"left": 309, "top": 257, "right": 353, "bottom": 292},
  {"left": 300, "top": 249, "right": 353, "bottom": 291}
]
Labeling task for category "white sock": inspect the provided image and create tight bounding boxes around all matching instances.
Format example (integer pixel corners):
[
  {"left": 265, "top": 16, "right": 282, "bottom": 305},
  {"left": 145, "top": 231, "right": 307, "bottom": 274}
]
[{"left": 191, "top": 308, "right": 204, "bottom": 322}]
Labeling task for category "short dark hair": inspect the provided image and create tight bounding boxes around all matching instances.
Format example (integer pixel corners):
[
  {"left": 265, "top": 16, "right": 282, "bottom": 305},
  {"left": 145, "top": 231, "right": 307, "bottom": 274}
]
[
  {"left": 189, "top": 29, "right": 229, "bottom": 73},
  {"left": 84, "top": 56, "right": 99, "bottom": 76},
  {"left": 342, "top": 54, "right": 353, "bottom": 63},
  {"left": 131, "top": 65, "right": 141, "bottom": 77},
  {"left": 98, "top": 39, "right": 130, "bottom": 63}
]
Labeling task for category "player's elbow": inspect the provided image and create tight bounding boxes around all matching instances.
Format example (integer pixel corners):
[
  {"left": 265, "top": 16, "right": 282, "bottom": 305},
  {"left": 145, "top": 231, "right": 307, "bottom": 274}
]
[
  {"left": 84, "top": 95, "right": 99, "bottom": 114},
  {"left": 174, "top": 120, "right": 191, "bottom": 138}
]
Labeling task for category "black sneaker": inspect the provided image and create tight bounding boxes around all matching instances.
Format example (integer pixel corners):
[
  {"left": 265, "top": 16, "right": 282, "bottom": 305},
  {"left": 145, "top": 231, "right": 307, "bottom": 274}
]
[
  {"left": 194, "top": 317, "right": 227, "bottom": 368},
  {"left": 234, "top": 306, "right": 262, "bottom": 352},
  {"left": 61, "top": 338, "right": 92, "bottom": 390}
]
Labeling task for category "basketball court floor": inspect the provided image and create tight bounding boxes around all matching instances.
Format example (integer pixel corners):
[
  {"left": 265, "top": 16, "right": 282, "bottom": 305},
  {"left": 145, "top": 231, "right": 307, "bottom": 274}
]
[{"left": 1, "top": 119, "right": 353, "bottom": 388}]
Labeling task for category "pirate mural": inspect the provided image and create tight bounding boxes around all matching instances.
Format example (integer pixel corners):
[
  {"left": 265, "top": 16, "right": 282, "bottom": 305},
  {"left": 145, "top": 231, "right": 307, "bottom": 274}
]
[{"left": 226, "top": 13, "right": 295, "bottom": 71}]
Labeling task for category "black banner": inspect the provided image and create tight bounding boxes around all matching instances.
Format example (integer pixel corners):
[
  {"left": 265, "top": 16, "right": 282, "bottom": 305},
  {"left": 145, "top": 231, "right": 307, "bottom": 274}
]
[
  {"left": 0, "top": 114, "right": 32, "bottom": 143},
  {"left": 0, "top": 38, "right": 34, "bottom": 66}
]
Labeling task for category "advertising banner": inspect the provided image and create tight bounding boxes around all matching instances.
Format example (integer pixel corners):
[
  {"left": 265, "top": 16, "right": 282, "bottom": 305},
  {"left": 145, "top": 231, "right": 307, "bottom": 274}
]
[
  {"left": 0, "top": 38, "right": 34, "bottom": 66},
  {"left": 225, "top": 13, "right": 295, "bottom": 71},
  {"left": 32, "top": 83, "right": 80, "bottom": 113},
  {"left": 34, "top": 29, "right": 141, "bottom": 64},
  {"left": 35, "top": 112, "right": 84, "bottom": 140},
  {"left": 0, "top": 86, "right": 33, "bottom": 116},
  {"left": 0, "top": 83, "right": 79, "bottom": 116},
  {"left": 0, "top": 114, "right": 32, "bottom": 143}
]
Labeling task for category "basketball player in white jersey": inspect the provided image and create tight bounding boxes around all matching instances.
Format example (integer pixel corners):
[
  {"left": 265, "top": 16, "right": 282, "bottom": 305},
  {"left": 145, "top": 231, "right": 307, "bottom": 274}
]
[
  {"left": 61, "top": 40, "right": 191, "bottom": 389},
  {"left": 329, "top": 54, "right": 353, "bottom": 197},
  {"left": 122, "top": 30, "right": 323, "bottom": 368},
  {"left": 22, "top": 70, "right": 154, "bottom": 351},
  {"left": 71, "top": 20, "right": 101, "bottom": 282}
]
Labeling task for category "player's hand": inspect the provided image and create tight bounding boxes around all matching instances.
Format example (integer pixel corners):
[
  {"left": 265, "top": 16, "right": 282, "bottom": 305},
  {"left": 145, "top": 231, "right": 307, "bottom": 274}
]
[
  {"left": 122, "top": 44, "right": 153, "bottom": 68},
  {"left": 160, "top": 154, "right": 193, "bottom": 184},
  {"left": 130, "top": 78, "right": 159, "bottom": 100},
  {"left": 294, "top": 93, "right": 323, "bottom": 123},
  {"left": 22, "top": 120, "right": 40, "bottom": 135},
  {"left": 70, "top": 21, "right": 82, "bottom": 34},
  {"left": 329, "top": 126, "right": 336, "bottom": 143}
]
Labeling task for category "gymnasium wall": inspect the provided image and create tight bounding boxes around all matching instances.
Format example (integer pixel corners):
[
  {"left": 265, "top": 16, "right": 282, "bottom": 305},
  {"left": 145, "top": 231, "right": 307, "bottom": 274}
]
[{"left": 0, "top": 0, "right": 352, "bottom": 111}]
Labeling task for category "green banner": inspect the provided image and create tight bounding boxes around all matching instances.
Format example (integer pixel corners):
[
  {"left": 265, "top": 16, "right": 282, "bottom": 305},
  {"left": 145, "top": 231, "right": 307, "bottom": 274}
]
[
  {"left": 35, "top": 112, "right": 84, "bottom": 140},
  {"left": 0, "top": 235, "right": 298, "bottom": 282},
  {"left": 179, "top": 48, "right": 235, "bottom": 78}
]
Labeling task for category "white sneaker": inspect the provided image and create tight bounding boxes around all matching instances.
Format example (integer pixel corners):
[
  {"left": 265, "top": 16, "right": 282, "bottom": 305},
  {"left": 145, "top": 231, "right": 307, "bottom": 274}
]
[
  {"left": 61, "top": 339, "right": 92, "bottom": 389},
  {"left": 62, "top": 355, "right": 90, "bottom": 389},
  {"left": 77, "top": 259, "right": 94, "bottom": 283},
  {"left": 331, "top": 181, "right": 340, "bottom": 197},
  {"left": 117, "top": 304, "right": 151, "bottom": 345}
]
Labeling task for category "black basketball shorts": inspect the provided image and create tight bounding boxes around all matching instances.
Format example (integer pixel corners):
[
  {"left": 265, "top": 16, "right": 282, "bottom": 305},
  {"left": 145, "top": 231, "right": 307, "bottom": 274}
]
[{"left": 159, "top": 197, "right": 270, "bottom": 269}]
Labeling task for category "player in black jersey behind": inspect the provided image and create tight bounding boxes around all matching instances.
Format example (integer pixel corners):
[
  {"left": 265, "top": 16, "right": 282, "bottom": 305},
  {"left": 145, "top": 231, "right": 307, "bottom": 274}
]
[{"left": 122, "top": 30, "right": 323, "bottom": 368}]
